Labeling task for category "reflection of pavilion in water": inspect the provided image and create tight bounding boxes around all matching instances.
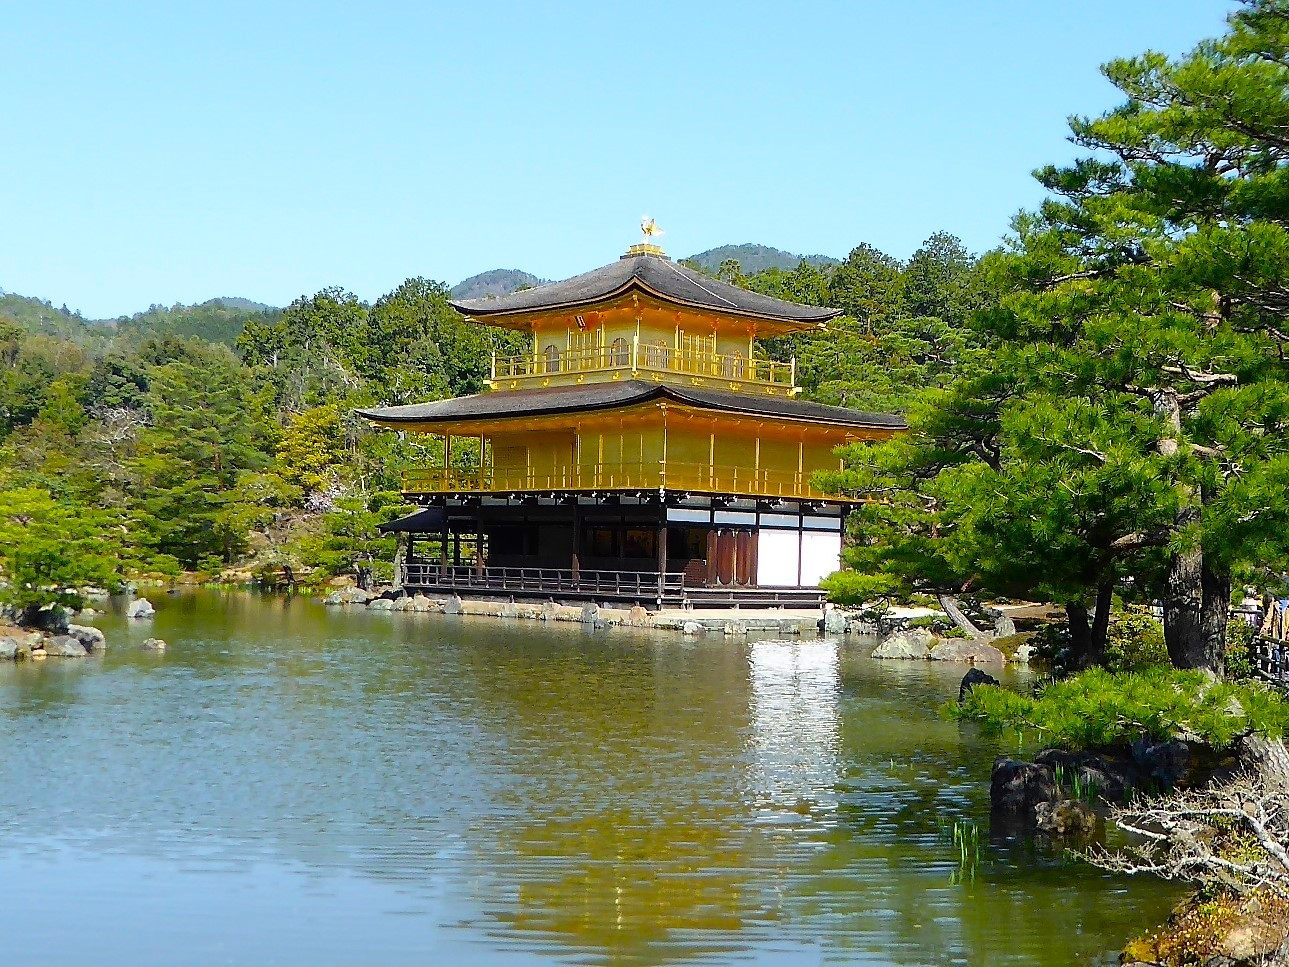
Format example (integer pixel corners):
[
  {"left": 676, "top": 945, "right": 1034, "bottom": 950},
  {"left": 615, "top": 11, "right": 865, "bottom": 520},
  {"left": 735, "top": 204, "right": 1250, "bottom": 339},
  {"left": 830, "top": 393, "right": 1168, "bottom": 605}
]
[
  {"left": 747, "top": 639, "right": 842, "bottom": 815},
  {"left": 471, "top": 636, "right": 844, "bottom": 964}
]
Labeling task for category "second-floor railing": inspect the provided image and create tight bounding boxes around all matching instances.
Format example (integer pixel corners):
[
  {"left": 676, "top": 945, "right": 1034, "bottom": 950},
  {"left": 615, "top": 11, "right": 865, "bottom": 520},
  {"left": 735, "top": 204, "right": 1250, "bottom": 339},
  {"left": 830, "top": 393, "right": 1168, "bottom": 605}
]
[
  {"left": 491, "top": 342, "right": 796, "bottom": 389},
  {"left": 402, "top": 460, "right": 839, "bottom": 500}
]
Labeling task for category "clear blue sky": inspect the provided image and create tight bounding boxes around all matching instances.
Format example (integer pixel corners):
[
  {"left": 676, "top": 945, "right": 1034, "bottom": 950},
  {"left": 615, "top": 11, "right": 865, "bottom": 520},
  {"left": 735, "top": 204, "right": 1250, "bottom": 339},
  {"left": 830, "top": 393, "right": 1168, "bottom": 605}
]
[{"left": 2, "top": 1, "right": 1236, "bottom": 318}]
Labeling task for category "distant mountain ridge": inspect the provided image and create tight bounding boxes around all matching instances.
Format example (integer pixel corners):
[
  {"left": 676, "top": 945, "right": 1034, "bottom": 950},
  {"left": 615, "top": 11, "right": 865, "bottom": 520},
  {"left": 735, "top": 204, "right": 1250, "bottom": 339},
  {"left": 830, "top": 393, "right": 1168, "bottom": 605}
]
[
  {"left": 450, "top": 243, "right": 837, "bottom": 301},
  {"left": 450, "top": 269, "right": 545, "bottom": 301},
  {"left": 683, "top": 243, "right": 839, "bottom": 274}
]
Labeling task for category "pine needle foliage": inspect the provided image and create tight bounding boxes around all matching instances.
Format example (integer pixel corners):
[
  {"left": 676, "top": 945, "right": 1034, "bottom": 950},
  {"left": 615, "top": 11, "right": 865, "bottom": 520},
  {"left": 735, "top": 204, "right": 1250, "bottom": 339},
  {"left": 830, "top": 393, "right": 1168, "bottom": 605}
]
[{"left": 950, "top": 667, "right": 1289, "bottom": 750}]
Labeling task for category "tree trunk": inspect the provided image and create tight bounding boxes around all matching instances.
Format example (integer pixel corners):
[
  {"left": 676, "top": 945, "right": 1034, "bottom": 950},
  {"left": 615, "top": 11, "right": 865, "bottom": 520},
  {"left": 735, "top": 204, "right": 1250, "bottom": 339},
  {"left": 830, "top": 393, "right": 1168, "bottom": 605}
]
[
  {"left": 1088, "top": 579, "right": 1114, "bottom": 669},
  {"left": 1067, "top": 601, "right": 1092, "bottom": 668},
  {"left": 1163, "top": 537, "right": 1206, "bottom": 669},
  {"left": 938, "top": 595, "right": 986, "bottom": 639},
  {"left": 1199, "top": 557, "right": 1231, "bottom": 677},
  {"left": 1153, "top": 388, "right": 1209, "bottom": 670}
]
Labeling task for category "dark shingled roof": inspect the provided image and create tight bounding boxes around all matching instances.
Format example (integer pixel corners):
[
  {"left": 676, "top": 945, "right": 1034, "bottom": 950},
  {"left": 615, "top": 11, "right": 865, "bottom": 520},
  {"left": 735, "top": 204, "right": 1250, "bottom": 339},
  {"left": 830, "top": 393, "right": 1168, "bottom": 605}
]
[
  {"left": 379, "top": 507, "right": 446, "bottom": 532},
  {"left": 450, "top": 253, "right": 840, "bottom": 325},
  {"left": 357, "top": 380, "right": 904, "bottom": 431}
]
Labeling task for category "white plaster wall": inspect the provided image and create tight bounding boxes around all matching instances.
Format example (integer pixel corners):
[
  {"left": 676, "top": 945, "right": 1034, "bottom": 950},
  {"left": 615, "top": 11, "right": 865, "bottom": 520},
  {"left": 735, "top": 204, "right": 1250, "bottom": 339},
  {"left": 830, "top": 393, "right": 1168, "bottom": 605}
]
[
  {"left": 757, "top": 529, "right": 800, "bottom": 587},
  {"left": 799, "top": 531, "right": 842, "bottom": 587}
]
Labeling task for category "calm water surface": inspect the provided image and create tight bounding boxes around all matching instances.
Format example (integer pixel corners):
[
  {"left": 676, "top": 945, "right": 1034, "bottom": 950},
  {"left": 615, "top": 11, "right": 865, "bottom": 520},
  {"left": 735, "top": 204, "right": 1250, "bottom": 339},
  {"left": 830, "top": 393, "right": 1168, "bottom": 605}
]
[{"left": 0, "top": 592, "right": 1179, "bottom": 965}]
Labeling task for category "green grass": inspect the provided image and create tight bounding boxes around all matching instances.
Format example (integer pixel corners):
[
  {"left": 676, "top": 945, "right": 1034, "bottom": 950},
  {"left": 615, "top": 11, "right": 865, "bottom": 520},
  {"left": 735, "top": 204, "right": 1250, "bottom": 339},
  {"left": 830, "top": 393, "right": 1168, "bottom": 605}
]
[{"left": 948, "top": 667, "right": 1289, "bottom": 750}]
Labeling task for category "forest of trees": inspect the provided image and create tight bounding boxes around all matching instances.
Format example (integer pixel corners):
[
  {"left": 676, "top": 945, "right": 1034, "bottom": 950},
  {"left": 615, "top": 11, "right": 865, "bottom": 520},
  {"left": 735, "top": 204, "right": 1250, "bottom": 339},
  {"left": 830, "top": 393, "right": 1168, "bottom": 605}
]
[{"left": 4, "top": 1, "right": 1289, "bottom": 682}]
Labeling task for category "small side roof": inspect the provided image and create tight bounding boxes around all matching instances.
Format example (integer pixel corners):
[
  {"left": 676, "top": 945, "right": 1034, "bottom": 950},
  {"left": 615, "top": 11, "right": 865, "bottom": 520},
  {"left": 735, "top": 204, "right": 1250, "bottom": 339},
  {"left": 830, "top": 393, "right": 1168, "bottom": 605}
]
[
  {"left": 357, "top": 380, "right": 903, "bottom": 432},
  {"left": 378, "top": 507, "right": 447, "bottom": 532},
  {"left": 450, "top": 252, "right": 840, "bottom": 328}
]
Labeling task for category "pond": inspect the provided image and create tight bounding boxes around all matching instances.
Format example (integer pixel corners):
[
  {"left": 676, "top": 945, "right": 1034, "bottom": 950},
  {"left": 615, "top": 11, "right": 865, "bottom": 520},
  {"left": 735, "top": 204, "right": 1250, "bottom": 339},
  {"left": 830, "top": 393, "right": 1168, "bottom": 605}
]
[{"left": 0, "top": 592, "right": 1179, "bottom": 965}]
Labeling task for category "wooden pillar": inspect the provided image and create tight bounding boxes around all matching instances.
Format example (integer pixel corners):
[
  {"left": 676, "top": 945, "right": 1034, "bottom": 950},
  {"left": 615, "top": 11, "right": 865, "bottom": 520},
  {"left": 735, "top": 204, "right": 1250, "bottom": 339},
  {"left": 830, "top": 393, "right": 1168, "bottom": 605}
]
[
  {"left": 747, "top": 530, "right": 759, "bottom": 587},
  {"left": 440, "top": 514, "right": 450, "bottom": 576},
  {"left": 475, "top": 502, "right": 484, "bottom": 578},
  {"left": 571, "top": 501, "right": 581, "bottom": 582},
  {"left": 711, "top": 526, "right": 721, "bottom": 587},
  {"left": 656, "top": 508, "right": 668, "bottom": 605}
]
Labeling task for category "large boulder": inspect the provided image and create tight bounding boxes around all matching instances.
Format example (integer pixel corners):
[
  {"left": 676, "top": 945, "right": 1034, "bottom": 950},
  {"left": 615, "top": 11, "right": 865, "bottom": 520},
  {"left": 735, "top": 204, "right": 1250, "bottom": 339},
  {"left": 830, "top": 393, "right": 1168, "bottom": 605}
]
[
  {"left": 991, "top": 757, "right": 1058, "bottom": 815},
  {"left": 822, "top": 606, "right": 848, "bottom": 635},
  {"left": 66, "top": 624, "right": 107, "bottom": 654},
  {"left": 930, "top": 639, "right": 1006, "bottom": 663},
  {"left": 1135, "top": 738, "right": 1192, "bottom": 790},
  {"left": 367, "top": 598, "right": 394, "bottom": 611},
  {"left": 126, "top": 598, "right": 155, "bottom": 619},
  {"left": 444, "top": 595, "right": 464, "bottom": 615},
  {"left": 45, "top": 635, "right": 88, "bottom": 658},
  {"left": 0, "top": 636, "right": 21, "bottom": 660},
  {"left": 871, "top": 628, "right": 934, "bottom": 659}
]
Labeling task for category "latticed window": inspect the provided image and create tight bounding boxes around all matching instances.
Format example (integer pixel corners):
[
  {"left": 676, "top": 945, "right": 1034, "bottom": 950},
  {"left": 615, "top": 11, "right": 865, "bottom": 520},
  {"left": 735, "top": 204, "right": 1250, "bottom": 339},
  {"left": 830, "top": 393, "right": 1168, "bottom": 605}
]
[
  {"left": 643, "top": 340, "right": 670, "bottom": 369},
  {"left": 543, "top": 344, "right": 561, "bottom": 373},
  {"left": 721, "top": 350, "right": 745, "bottom": 379},
  {"left": 680, "top": 333, "right": 716, "bottom": 374},
  {"left": 609, "top": 337, "right": 630, "bottom": 366}
]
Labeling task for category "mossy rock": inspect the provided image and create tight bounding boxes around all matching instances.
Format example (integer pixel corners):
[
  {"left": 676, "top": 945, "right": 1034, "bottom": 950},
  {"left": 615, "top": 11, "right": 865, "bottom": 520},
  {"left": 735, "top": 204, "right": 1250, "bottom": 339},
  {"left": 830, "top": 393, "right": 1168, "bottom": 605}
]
[{"left": 989, "top": 631, "right": 1035, "bottom": 661}]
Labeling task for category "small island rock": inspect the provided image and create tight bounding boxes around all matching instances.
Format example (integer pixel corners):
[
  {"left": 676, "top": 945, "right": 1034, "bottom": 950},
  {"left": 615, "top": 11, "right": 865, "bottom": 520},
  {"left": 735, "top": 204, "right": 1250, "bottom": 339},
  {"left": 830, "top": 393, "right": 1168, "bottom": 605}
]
[
  {"left": 126, "top": 598, "right": 155, "bottom": 619},
  {"left": 141, "top": 637, "right": 168, "bottom": 652},
  {"left": 67, "top": 624, "right": 107, "bottom": 654},
  {"left": 872, "top": 628, "right": 935, "bottom": 659},
  {"left": 0, "top": 636, "right": 21, "bottom": 660},
  {"left": 367, "top": 598, "right": 394, "bottom": 611}
]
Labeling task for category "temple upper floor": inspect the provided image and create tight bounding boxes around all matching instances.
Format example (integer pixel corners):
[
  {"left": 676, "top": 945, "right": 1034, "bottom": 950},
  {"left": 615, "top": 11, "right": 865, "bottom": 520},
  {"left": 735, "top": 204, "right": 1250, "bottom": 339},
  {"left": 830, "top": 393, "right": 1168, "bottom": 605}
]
[{"left": 451, "top": 247, "right": 840, "bottom": 397}]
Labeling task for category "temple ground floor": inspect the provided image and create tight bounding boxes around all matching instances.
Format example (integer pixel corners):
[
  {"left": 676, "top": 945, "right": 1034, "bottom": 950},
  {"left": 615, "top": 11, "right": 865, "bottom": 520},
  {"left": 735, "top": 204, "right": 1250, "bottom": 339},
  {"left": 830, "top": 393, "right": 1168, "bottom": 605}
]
[{"left": 386, "top": 492, "right": 849, "bottom": 609}]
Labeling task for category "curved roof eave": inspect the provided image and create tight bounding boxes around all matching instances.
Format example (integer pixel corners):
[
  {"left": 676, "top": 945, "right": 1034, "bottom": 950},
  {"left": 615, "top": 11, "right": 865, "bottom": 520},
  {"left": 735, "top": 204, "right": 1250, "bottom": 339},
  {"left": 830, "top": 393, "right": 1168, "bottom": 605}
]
[
  {"left": 452, "top": 278, "right": 839, "bottom": 326},
  {"left": 356, "top": 380, "right": 904, "bottom": 433}
]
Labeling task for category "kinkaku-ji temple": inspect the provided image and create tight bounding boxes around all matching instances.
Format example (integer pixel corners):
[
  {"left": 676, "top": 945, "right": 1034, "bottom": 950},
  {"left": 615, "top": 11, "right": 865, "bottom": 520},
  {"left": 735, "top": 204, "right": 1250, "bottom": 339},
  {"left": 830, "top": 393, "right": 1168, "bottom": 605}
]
[{"left": 359, "top": 236, "right": 904, "bottom": 609}]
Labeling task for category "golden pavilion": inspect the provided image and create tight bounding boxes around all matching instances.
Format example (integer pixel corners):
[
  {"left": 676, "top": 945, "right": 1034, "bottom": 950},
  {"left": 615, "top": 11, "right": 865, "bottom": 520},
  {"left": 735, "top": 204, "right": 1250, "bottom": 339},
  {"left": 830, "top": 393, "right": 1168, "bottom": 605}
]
[{"left": 359, "top": 240, "right": 903, "bottom": 608}]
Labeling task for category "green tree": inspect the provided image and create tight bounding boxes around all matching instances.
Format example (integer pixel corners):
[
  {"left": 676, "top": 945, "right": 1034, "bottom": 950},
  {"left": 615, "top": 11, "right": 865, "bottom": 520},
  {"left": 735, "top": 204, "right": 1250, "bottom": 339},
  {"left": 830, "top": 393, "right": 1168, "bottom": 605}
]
[
  {"left": 131, "top": 352, "right": 274, "bottom": 567},
  {"left": 834, "top": 0, "right": 1289, "bottom": 674},
  {"left": 0, "top": 487, "right": 120, "bottom": 615}
]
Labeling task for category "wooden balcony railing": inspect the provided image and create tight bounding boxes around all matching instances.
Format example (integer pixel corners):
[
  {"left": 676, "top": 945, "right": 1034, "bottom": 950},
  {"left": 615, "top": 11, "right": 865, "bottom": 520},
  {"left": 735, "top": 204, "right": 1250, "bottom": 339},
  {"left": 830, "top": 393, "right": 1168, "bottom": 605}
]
[
  {"left": 402, "top": 461, "right": 842, "bottom": 500},
  {"left": 491, "top": 341, "right": 796, "bottom": 390},
  {"left": 403, "top": 563, "right": 685, "bottom": 600}
]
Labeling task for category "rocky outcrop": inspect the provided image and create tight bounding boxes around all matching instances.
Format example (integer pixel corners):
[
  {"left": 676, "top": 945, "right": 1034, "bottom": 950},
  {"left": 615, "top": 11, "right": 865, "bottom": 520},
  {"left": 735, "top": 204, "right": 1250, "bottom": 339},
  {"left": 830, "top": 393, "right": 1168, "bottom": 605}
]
[
  {"left": 19, "top": 603, "right": 70, "bottom": 634},
  {"left": 367, "top": 598, "right": 394, "bottom": 611},
  {"left": 126, "top": 598, "right": 155, "bottom": 618},
  {"left": 323, "top": 588, "right": 373, "bottom": 606},
  {"left": 141, "top": 637, "right": 167, "bottom": 652},
  {"left": 0, "top": 636, "right": 23, "bottom": 660},
  {"left": 930, "top": 639, "right": 1006, "bottom": 663},
  {"left": 872, "top": 628, "right": 935, "bottom": 659}
]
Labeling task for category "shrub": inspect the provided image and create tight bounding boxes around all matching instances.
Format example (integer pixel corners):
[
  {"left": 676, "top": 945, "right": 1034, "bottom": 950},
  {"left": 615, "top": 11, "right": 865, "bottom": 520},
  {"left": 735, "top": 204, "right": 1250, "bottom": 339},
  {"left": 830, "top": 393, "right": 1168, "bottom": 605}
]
[
  {"left": 820, "top": 570, "right": 896, "bottom": 605},
  {"left": 948, "top": 667, "right": 1289, "bottom": 750},
  {"left": 1225, "top": 621, "right": 1258, "bottom": 682},
  {"left": 1104, "top": 609, "right": 1169, "bottom": 673}
]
